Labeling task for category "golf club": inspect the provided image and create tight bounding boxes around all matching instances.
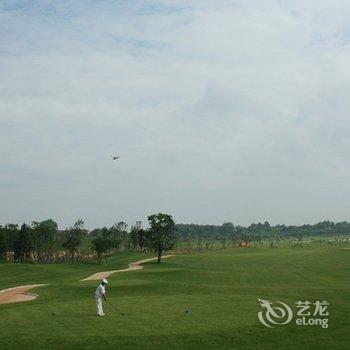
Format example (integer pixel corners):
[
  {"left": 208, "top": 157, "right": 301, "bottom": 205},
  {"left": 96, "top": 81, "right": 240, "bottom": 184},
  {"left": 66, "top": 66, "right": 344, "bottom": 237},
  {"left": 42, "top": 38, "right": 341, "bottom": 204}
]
[{"left": 107, "top": 299, "right": 125, "bottom": 316}]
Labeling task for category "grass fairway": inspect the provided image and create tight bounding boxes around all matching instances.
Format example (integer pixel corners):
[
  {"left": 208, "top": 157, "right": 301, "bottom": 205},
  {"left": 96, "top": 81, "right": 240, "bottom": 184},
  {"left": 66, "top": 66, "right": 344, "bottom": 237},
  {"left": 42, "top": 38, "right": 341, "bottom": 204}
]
[{"left": 0, "top": 245, "right": 349, "bottom": 350}]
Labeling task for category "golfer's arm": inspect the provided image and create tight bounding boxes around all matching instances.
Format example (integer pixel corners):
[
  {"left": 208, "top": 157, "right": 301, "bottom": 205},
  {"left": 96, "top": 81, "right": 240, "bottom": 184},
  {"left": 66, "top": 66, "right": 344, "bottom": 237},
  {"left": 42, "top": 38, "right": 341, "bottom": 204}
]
[{"left": 103, "top": 293, "right": 107, "bottom": 301}]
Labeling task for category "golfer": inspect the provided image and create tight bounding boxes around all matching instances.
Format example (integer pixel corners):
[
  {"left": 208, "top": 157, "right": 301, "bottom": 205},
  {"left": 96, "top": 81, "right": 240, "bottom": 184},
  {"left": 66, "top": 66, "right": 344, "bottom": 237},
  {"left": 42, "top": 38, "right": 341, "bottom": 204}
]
[{"left": 95, "top": 279, "right": 108, "bottom": 316}]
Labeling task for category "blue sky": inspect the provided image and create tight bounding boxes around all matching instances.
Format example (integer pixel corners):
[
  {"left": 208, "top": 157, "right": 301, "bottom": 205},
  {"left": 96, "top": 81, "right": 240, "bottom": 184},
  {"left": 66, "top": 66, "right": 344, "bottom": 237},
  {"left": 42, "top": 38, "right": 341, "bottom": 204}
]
[{"left": 1, "top": 0, "right": 350, "bottom": 229}]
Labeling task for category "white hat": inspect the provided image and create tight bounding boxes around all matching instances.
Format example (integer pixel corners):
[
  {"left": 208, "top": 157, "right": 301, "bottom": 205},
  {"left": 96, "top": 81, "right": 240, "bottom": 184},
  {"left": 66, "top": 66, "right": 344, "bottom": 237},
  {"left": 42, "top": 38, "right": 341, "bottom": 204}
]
[{"left": 102, "top": 279, "right": 108, "bottom": 285}]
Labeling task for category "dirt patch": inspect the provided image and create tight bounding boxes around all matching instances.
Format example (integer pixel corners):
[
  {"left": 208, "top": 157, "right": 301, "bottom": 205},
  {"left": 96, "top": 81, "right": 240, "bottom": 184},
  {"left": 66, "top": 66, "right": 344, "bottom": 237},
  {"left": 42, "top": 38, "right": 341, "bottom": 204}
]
[
  {"left": 0, "top": 284, "right": 47, "bottom": 305},
  {"left": 81, "top": 255, "right": 175, "bottom": 281}
]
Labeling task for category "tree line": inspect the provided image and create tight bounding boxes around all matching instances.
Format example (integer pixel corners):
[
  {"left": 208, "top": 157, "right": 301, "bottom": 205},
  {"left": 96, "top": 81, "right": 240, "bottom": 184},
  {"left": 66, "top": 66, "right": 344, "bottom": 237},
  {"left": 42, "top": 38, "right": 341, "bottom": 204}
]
[
  {"left": 175, "top": 220, "right": 350, "bottom": 240},
  {"left": 175, "top": 220, "right": 350, "bottom": 250},
  {"left": 0, "top": 213, "right": 176, "bottom": 264},
  {"left": 1, "top": 217, "right": 349, "bottom": 263}
]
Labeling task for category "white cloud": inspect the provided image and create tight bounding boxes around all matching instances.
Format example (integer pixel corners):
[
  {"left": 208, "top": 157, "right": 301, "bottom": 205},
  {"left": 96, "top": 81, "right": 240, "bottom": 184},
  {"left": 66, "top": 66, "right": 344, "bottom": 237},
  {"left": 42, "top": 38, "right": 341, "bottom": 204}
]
[{"left": 1, "top": 0, "right": 350, "bottom": 228}]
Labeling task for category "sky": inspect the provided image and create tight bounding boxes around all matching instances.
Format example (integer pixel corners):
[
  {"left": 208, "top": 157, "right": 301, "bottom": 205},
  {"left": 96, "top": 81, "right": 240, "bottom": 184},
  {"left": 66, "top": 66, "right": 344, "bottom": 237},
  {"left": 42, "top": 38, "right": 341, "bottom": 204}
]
[{"left": 1, "top": 0, "right": 350, "bottom": 229}]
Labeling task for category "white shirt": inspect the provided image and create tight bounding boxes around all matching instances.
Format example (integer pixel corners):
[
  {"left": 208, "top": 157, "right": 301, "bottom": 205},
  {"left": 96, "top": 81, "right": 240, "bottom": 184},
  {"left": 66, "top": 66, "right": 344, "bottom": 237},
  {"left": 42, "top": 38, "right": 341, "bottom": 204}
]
[{"left": 95, "top": 284, "right": 105, "bottom": 298}]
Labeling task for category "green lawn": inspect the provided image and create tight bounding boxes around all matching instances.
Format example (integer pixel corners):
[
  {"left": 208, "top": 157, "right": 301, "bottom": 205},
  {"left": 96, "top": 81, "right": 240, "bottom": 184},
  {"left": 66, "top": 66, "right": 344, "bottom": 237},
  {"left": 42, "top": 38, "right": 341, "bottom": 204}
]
[{"left": 0, "top": 245, "right": 349, "bottom": 350}]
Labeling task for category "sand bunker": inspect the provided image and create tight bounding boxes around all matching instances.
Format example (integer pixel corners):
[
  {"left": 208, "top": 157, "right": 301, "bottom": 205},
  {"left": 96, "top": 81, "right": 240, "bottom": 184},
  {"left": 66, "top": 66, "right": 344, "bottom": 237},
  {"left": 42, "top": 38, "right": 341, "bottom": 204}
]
[
  {"left": 81, "top": 255, "right": 174, "bottom": 281},
  {"left": 0, "top": 284, "right": 46, "bottom": 305}
]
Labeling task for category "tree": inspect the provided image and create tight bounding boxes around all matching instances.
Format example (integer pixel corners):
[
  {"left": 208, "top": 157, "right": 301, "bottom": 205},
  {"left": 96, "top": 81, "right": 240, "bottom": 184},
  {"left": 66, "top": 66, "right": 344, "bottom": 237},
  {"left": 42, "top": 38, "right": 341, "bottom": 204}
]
[
  {"left": 137, "top": 228, "right": 147, "bottom": 250},
  {"left": 13, "top": 224, "right": 33, "bottom": 262},
  {"left": 32, "top": 219, "right": 58, "bottom": 263},
  {"left": 0, "top": 226, "right": 6, "bottom": 260},
  {"left": 3, "top": 224, "right": 19, "bottom": 261},
  {"left": 295, "top": 232, "right": 304, "bottom": 247},
  {"left": 130, "top": 221, "right": 143, "bottom": 250},
  {"left": 147, "top": 213, "right": 176, "bottom": 263},
  {"left": 92, "top": 236, "right": 111, "bottom": 264},
  {"left": 221, "top": 222, "right": 235, "bottom": 235},
  {"left": 0, "top": 225, "right": 10, "bottom": 259},
  {"left": 108, "top": 222, "right": 128, "bottom": 251},
  {"left": 116, "top": 221, "right": 128, "bottom": 250},
  {"left": 62, "top": 219, "right": 86, "bottom": 262}
]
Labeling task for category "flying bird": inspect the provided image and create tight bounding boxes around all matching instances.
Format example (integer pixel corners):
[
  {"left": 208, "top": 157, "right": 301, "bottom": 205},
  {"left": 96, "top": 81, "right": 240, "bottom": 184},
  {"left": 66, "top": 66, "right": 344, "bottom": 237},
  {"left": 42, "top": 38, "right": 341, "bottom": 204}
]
[{"left": 112, "top": 155, "right": 120, "bottom": 160}]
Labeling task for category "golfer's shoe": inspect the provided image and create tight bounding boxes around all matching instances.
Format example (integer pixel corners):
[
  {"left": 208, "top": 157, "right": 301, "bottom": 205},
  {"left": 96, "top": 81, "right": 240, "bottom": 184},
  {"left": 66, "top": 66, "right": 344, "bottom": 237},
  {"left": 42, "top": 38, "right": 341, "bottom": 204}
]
[{"left": 98, "top": 313, "right": 105, "bottom": 317}]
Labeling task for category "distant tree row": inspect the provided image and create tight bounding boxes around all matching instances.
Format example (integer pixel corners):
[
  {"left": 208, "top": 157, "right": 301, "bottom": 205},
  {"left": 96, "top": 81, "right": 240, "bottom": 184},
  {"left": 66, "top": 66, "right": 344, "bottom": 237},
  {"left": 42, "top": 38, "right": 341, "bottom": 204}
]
[
  {"left": 2, "top": 217, "right": 349, "bottom": 263},
  {"left": 175, "top": 220, "right": 350, "bottom": 240},
  {"left": 0, "top": 213, "right": 176, "bottom": 264}
]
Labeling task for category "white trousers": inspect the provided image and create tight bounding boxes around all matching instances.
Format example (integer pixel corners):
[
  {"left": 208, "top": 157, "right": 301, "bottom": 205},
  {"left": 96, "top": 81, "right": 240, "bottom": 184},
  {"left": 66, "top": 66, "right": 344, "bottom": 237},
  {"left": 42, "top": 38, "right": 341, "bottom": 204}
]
[{"left": 96, "top": 296, "right": 104, "bottom": 315}]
